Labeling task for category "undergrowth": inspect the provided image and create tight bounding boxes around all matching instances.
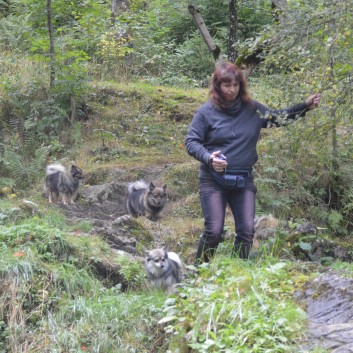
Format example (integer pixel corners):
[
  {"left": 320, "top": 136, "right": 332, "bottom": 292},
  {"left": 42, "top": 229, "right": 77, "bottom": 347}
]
[
  {"left": 162, "top": 255, "right": 312, "bottom": 353},
  {"left": 0, "top": 199, "right": 324, "bottom": 352},
  {"left": 0, "top": 201, "right": 319, "bottom": 352},
  {"left": 0, "top": 204, "right": 169, "bottom": 352}
]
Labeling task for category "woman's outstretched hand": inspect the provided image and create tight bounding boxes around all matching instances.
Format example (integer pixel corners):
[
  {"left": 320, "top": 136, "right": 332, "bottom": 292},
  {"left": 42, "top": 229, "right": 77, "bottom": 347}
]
[{"left": 306, "top": 93, "right": 321, "bottom": 110}]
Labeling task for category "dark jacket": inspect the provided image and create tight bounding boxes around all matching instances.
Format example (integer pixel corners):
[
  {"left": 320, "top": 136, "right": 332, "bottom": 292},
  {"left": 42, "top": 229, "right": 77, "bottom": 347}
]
[{"left": 185, "top": 99, "right": 309, "bottom": 176}]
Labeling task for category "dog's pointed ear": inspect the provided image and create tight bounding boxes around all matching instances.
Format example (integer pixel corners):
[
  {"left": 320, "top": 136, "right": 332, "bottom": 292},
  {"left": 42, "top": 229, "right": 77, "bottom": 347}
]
[
  {"left": 162, "top": 246, "right": 169, "bottom": 257},
  {"left": 163, "top": 185, "right": 167, "bottom": 192},
  {"left": 149, "top": 182, "right": 155, "bottom": 191}
]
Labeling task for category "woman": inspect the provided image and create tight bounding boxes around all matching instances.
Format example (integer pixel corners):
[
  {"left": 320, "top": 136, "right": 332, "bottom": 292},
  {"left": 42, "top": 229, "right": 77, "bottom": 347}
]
[{"left": 185, "top": 62, "right": 321, "bottom": 262}]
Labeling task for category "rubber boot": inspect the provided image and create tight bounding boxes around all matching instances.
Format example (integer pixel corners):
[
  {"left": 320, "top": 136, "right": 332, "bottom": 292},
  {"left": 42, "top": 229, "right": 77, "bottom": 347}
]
[
  {"left": 195, "top": 235, "right": 215, "bottom": 265},
  {"left": 233, "top": 240, "right": 252, "bottom": 260}
]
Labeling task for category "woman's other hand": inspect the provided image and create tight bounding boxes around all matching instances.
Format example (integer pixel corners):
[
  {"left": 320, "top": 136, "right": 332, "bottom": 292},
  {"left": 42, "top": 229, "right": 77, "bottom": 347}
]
[{"left": 306, "top": 93, "right": 321, "bottom": 110}]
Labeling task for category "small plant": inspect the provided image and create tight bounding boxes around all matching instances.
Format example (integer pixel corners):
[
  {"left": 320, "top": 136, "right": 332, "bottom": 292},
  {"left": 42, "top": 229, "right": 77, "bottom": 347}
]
[{"left": 115, "top": 255, "right": 146, "bottom": 289}]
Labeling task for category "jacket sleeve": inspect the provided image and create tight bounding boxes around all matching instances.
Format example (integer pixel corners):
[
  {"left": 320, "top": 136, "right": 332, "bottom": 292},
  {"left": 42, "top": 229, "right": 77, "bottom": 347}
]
[
  {"left": 257, "top": 101, "right": 310, "bottom": 128},
  {"left": 185, "top": 110, "right": 212, "bottom": 166}
]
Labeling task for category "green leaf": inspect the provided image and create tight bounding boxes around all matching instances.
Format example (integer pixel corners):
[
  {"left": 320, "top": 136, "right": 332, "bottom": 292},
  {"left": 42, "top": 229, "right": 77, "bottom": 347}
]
[
  {"left": 299, "top": 241, "right": 312, "bottom": 252},
  {"left": 328, "top": 210, "right": 343, "bottom": 228},
  {"left": 158, "top": 315, "right": 177, "bottom": 324}
]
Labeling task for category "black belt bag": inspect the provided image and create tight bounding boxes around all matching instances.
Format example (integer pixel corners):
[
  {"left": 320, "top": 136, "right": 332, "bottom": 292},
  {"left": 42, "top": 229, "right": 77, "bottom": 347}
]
[{"left": 210, "top": 169, "right": 250, "bottom": 190}]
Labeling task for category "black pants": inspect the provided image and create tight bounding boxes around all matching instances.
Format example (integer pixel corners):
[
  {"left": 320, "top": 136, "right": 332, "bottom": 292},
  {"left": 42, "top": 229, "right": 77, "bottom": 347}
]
[{"left": 196, "top": 176, "right": 257, "bottom": 262}]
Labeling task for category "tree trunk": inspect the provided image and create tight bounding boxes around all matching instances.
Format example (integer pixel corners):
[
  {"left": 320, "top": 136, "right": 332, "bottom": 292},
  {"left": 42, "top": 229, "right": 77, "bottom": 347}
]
[
  {"left": 70, "top": 94, "right": 76, "bottom": 125},
  {"left": 111, "top": 0, "right": 129, "bottom": 23},
  {"left": 228, "top": 0, "right": 238, "bottom": 62},
  {"left": 272, "top": 0, "right": 287, "bottom": 10},
  {"left": 188, "top": 5, "right": 220, "bottom": 62},
  {"left": 272, "top": 0, "right": 287, "bottom": 24},
  {"left": 47, "top": 0, "right": 55, "bottom": 88}
]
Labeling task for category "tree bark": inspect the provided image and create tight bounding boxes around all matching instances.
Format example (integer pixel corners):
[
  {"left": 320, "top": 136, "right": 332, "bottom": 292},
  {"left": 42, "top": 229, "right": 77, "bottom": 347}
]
[
  {"left": 188, "top": 5, "right": 220, "bottom": 61},
  {"left": 272, "top": 0, "right": 287, "bottom": 24},
  {"left": 111, "top": 0, "right": 129, "bottom": 23},
  {"left": 228, "top": 0, "right": 238, "bottom": 62},
  {"left": 70, "top": 94, "right": 76, "bottom": 125},
  {"left": 47, "top": 0, "right": 55, "bottom": 88},
  {"left": 272, "top": 0, "right": 287, "bottom": 10}
]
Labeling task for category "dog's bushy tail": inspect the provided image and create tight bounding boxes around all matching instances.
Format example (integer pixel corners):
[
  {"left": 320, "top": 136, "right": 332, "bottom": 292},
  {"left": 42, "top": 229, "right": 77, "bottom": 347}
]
[
  {"left": 46, "top": 164, "right": 66, "bottom": 176},
  {"left": 168, "top": 252, "right": 183, "bottom": 269},
  {"left": 128, "top": 180, "right": 148, "bottom": 193}
]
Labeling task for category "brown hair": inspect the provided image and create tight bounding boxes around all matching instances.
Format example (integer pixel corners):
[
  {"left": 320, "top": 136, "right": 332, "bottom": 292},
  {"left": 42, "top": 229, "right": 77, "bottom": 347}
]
[{"left": 209, "top": 62, "right": 251, "bottom": 107}]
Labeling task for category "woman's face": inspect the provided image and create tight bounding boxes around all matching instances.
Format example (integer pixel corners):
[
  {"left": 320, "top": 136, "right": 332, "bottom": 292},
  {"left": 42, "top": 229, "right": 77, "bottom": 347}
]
[{"left": 220, "top": 79, "right": 240, "bottom": 102}]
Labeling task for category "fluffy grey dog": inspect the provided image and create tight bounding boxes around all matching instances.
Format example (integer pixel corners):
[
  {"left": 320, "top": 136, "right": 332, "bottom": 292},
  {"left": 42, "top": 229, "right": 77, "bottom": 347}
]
[
  {"left": 126, "top": 180, "right": 167, "bottom": 219},
  {"left": 45, "top": 164, "right": 83, "bottom": 205},
  {"left": 144, "top": 248, "right": 183, "bottom": 294}
]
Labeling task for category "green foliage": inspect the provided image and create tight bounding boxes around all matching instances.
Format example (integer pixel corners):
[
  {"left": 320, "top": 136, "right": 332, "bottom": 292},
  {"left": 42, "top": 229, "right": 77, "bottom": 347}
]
[
  {"left": 0, "top": 54, "right": 91, "bottom": 184},
  {"left": 165, "top": 162, "right": 200, "bottom": 200},
  {"left": 0, "top": 198, "right": 43, "bottom": 225},
  {"left": 0, "top": 207, "right": 169, "bottom": 352},
  {"left": 37, "top": 293, "right": 167, "bottom": 352},
  {"left": 0, "top": 13, "right": 33, "bottom": 51},
  {"left": 0, "top": 218, "right": 70, "bottom": 256},
  {"left": 115, "top": 255, "right": 146, "bottom": 289},
  {"left": 0, "top": 69, "right": 64, "bottom": 141},
  {"left": 0, "top": 0, "right": 106, "bottom": 162},
  {"left": 50, "top": 262, "right": 99, "bottom": 297},
  {"left": 0, "top": 217, "right": 98, "bottom": 351},
  {"left": 172, "top": 35, "right": 216, "bottom": 84},
  {"left": 255, "top": 146, "right": 353, "bottom": 235},
  {"left": 107, "top": 0, "right": 273, "bottom": 84},
  {"left": 251, "top": 32, "right": 353, "bottom": 233},
  {"left": 163, "top": 256, "right": 308, "bottom": 352},
  {"left": 0, "top": 142, "right": 50, "bottom": 189}
]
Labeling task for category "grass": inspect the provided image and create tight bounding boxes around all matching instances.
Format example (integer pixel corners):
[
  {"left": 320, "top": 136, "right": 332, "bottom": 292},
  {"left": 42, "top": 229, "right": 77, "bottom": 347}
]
[
  {"left": 0, "top": 192, "right": 342, "bottom": 352},
  {"left": 164, "top": 255, "right": 312, "bottom": 353},
  {"left": 74, "top": 80, "right": 206, "bottom": 172},
  {"left": 35, "top": 292, "right": 168, "bottom": 353},
  {"left": 0, "top": 209, "right": 160, "bottom": 352},
  {"left": 331, "top": 260, "right": 353, "bottom": 275}
]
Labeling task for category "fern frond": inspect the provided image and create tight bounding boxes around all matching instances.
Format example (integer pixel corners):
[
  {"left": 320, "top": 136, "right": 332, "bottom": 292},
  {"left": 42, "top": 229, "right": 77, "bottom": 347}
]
[
  {"left": 28, "top": 145, "right": 51, "bottom": 181},
  {"left": 1, "top": 143, "right": 50, "bottom": 188}
]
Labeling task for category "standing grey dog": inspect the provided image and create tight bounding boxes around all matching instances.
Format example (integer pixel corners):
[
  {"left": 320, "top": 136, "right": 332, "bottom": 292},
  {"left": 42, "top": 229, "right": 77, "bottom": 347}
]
[
  {"left": 45, "top": 164, "right": 83, "bottom": 205},
  {"left": 144, "top": 248, "right": 183, "bottom": 294},
  {"left": 126, "top": 180, "right": 167, "bottom": 219}
]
